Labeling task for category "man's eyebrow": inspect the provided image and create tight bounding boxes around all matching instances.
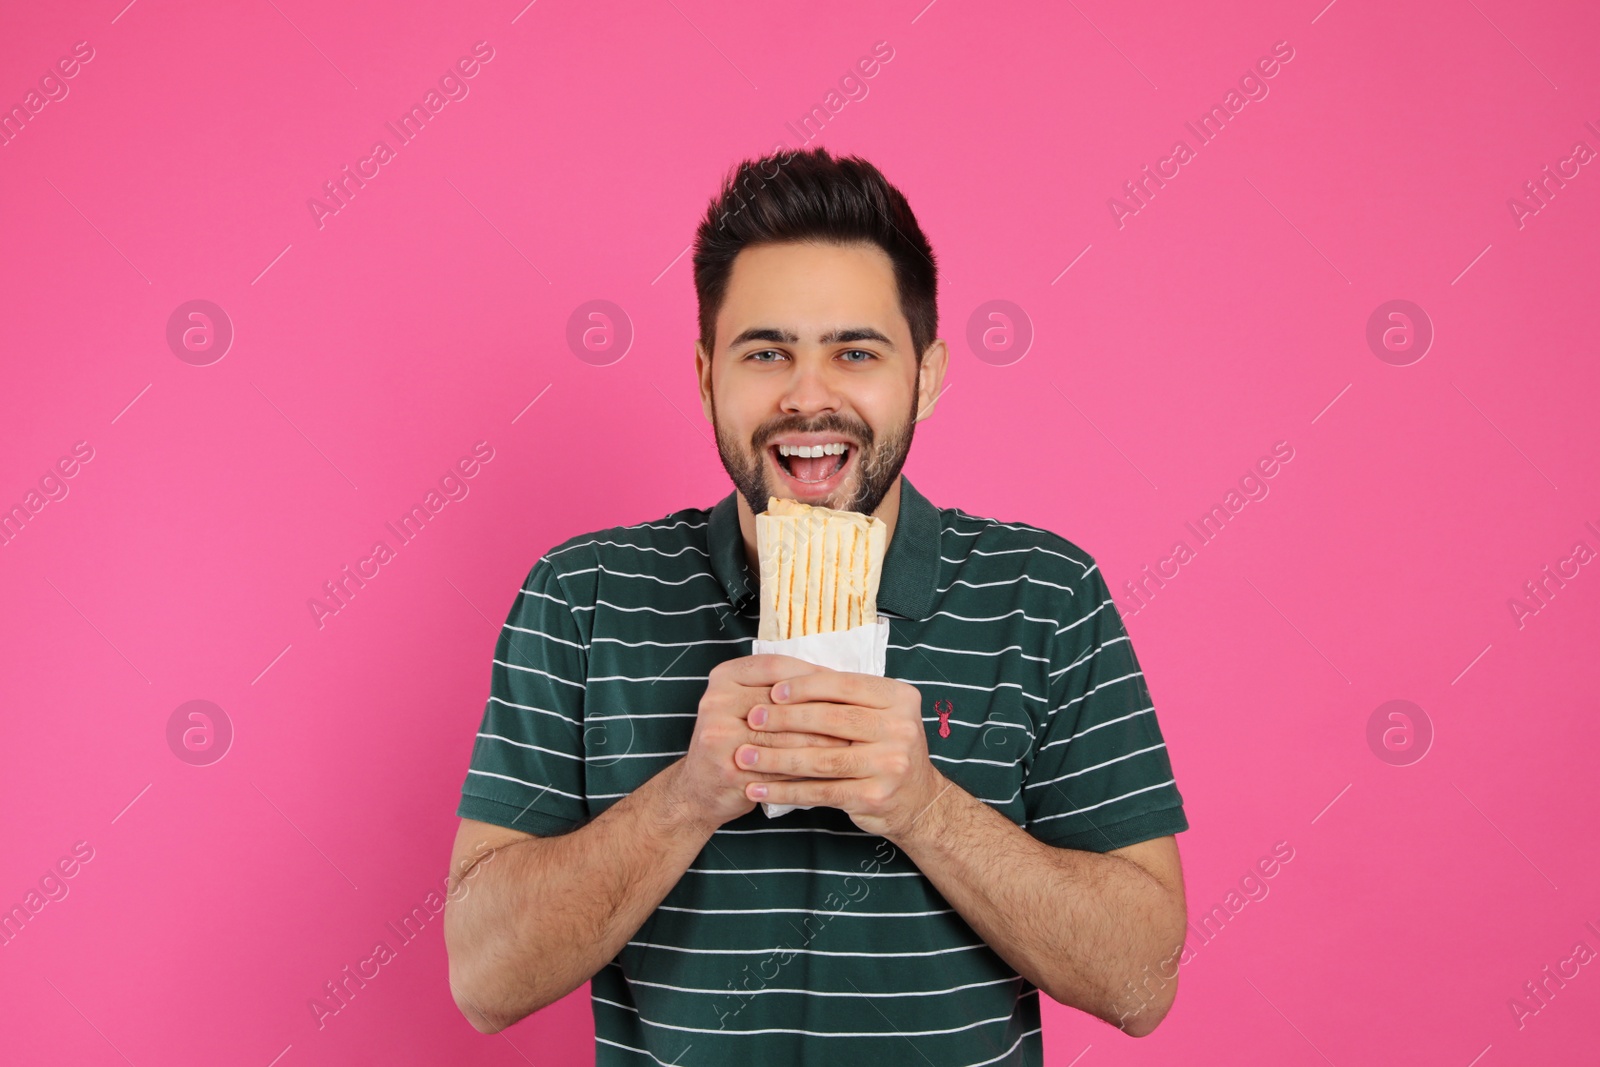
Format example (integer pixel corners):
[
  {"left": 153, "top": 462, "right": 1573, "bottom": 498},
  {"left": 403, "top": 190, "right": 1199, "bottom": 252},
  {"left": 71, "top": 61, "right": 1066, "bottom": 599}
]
[
  {"left": 727, "top": 326, "right": 897, "bottom": 350},
  {"left": 822, "top": 327, "right": 896, "bottom": 349}
]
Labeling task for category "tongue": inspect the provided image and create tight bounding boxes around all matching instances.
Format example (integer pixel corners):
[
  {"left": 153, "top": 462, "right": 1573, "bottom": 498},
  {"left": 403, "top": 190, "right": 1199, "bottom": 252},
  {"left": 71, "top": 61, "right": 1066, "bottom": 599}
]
[{"left": 791, "top": 452, "right": 844, "bottom": 482}]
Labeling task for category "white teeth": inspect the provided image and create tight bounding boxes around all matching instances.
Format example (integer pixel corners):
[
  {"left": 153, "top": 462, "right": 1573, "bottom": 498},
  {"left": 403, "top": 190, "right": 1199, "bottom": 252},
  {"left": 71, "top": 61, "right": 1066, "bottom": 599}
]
[{"left": 777, "top": 442, "right": 849, "bottom": 458}]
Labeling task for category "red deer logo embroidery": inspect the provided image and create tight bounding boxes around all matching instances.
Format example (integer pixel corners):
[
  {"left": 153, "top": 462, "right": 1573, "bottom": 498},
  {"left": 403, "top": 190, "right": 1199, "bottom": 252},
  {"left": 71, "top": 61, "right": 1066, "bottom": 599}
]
[{"left": 935, "top": 699, "right": 953, "bottom": 738}]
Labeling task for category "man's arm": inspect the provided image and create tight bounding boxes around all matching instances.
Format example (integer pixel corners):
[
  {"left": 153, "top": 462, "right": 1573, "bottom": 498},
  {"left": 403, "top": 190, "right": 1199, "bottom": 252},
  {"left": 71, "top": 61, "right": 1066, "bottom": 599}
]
[
  {"left": 884, "top": 770, "right": 1186, "bottom": 1036},
  {"left": 446, "top": 653, "right": 846, "bottom": 1033},
  {"left": 444, "top": 760, "right": 714, "bottom": 1033}
]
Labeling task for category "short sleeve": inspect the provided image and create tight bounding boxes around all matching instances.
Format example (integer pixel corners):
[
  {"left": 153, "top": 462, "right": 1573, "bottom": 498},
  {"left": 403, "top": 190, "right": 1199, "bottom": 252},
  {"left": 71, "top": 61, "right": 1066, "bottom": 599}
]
[
  {"left": 456, "top": 557, "right": 589, "bottom": 836},
  {"left": 1022, "top": 562, "right": 1187, "bottom": 852}
]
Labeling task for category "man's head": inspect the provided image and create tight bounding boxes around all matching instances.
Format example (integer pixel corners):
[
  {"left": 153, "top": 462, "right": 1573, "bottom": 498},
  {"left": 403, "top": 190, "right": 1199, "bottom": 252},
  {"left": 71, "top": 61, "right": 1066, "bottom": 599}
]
[{"left": 692, "top": 147, "right": 947, "bottom": 518}]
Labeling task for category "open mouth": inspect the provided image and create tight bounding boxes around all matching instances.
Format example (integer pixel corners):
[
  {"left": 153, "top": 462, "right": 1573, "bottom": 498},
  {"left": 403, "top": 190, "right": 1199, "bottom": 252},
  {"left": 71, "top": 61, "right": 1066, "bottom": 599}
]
[{"left": 769, "top": 442, "right": 854, "bottom": 493}]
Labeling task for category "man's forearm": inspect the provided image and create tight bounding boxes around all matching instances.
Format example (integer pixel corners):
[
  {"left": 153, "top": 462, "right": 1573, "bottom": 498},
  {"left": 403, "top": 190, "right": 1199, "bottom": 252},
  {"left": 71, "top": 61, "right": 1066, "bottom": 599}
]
[
  {"left": 445, "top": 759, "right": 713, "bottom": 1032},
  {"left": 884, "top": 770, "right": 1185, "bottom": 1034}
]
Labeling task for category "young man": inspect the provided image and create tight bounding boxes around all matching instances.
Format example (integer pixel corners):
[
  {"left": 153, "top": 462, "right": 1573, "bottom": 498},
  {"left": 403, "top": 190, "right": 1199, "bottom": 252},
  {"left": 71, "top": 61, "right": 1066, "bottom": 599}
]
[{"left": 444, "top": 147, "right": 1190, "bottom": 1062}]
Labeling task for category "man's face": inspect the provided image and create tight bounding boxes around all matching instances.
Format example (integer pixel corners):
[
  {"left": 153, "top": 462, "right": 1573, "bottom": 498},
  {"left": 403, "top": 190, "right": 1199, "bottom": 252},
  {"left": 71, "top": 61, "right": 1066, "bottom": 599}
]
[{"left": 695, "top": 240, "right": 945, "bottom": 518}]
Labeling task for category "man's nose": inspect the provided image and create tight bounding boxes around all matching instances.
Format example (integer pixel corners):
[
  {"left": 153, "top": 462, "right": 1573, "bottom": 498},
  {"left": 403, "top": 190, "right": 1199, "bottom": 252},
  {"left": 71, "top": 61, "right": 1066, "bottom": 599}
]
[{"left": 779, "top": 354, "right": 844, "bottom": 414}]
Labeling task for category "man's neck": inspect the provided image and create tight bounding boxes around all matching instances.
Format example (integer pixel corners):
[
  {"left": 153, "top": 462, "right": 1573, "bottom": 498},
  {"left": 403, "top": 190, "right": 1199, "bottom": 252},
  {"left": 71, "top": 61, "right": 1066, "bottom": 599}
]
[{"left": 736, "top": 475, "right": 903, "bottom": 579}]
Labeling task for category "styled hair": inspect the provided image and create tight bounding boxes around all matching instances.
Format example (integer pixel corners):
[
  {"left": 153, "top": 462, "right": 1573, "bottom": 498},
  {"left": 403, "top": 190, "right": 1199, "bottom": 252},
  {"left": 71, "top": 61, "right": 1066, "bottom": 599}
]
[{"left": 692, "top": 146, "right": 938, "bottom": 363}]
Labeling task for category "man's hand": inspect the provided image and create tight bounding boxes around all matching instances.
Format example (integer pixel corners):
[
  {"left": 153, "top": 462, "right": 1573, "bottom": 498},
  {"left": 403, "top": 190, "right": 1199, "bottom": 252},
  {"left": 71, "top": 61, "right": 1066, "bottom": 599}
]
[
  {"left": 734, "top": 668, "right": 945, "bottom": 839},
  {"left": 669, "top": 654, "right": 856, "bottom": 832}
]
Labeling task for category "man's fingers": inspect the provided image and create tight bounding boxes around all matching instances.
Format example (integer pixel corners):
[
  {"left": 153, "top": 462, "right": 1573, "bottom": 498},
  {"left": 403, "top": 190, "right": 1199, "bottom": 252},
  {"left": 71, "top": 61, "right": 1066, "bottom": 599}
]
[
  {"left": 746, "top": 769, "right": 827, "bottom": 782},
  {"left": 773, "top": 670, "right": 896, "bottom": 709},
  {"left": 724, "top": 653, "right": 832, "bottom": 688},
  {"left": 749, "top": 728, "right": 850, "bottom": 749},
  {"left": 736, "top": 743, "right": 870, "bottom": 779},
  {"left": 746, "top": 778, "right": 851, "bottom": 808},
  {"left": 752, "top": 701, "right": 878, "bottom": 744}
]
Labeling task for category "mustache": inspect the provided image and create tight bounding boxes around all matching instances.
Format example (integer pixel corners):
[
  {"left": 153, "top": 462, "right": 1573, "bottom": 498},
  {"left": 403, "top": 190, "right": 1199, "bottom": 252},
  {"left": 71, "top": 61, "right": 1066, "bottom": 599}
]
[{"left": 754, "top": 418, "right": 873, "bottom": 450}]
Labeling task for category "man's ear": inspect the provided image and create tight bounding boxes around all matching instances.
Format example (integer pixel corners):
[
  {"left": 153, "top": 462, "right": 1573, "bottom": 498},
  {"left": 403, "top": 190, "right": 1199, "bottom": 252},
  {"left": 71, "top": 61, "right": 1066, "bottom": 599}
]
[
  {"left": 695, "top": 340, "right": 714, "bottom": 421},
  {"left": 914, "top": 338, "right": 950, "bottom": 422}
]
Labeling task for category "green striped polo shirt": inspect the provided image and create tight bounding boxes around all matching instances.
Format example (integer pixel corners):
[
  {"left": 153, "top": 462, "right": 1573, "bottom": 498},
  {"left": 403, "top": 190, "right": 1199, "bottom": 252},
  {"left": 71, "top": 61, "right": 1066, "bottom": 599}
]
[{"left": 456, "top": 475, "right": 1187, "bottom": 1065}]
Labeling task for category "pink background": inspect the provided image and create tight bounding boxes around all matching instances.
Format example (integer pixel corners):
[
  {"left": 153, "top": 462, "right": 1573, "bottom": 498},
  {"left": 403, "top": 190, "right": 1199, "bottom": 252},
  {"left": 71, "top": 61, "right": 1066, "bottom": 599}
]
[{"left": 3, "top": 1, "right": 1597, "bottom": 1063}]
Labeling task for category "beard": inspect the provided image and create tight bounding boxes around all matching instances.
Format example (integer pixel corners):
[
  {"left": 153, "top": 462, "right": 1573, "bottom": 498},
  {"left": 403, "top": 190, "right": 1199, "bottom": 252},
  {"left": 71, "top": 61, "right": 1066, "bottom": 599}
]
[{"left": 712, "top": 389, "right": 918, "bottom": 519}]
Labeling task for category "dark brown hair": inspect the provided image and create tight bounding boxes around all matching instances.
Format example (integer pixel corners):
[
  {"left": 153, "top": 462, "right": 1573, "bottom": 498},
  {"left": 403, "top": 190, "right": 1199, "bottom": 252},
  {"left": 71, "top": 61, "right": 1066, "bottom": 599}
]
[{"left": 692, "top": 146, "right": 938, "bottom": 363}]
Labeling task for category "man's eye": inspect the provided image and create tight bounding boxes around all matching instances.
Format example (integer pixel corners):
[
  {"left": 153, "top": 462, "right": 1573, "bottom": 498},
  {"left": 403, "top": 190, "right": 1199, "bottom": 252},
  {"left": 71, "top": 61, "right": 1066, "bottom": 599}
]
[{"left": 744, "top": 349, "right": 878, "bottom": 362}]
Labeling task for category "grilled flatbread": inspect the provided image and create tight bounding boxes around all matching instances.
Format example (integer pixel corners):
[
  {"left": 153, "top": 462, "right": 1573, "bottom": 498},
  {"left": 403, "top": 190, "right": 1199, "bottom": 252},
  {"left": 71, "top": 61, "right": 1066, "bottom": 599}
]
[{"left": 756, "top": 497, "right": 887, "bottom": 641}]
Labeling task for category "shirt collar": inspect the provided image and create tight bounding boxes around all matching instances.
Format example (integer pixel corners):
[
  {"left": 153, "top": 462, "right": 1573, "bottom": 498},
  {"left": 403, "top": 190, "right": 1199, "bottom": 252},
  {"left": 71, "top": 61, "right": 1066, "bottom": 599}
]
[{"left": 707, "top": 475, "right": 941, "bottom": 622}]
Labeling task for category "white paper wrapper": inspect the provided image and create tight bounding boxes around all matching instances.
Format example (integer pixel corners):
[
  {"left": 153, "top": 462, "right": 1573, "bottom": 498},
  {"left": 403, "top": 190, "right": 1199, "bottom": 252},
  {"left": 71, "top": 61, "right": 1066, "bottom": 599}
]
[{"left": 750, "top": 616, "right": 891, "bottom": 817}]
